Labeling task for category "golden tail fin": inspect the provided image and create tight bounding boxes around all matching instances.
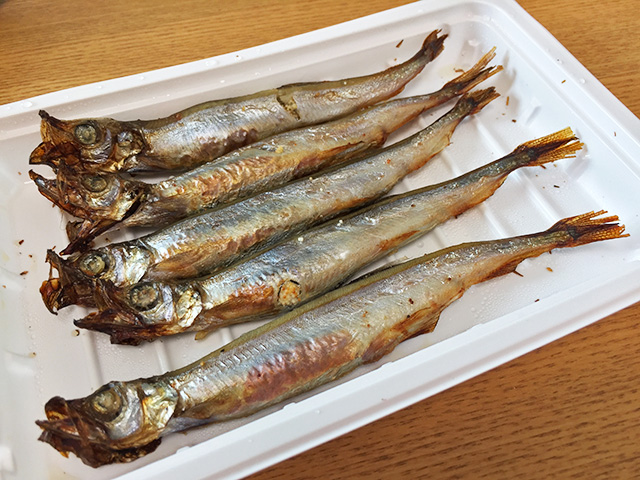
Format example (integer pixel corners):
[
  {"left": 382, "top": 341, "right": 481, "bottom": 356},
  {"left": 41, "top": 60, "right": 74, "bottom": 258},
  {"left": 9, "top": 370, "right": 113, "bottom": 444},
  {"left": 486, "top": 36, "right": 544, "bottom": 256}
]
[
  {"left": 453, "top": 87, "right": 500, "bottom": 117},
  {"left": 442, "top": 47, "right": 503, "bottom": 95},
  {"left": 513, "top": 127, "right": 584, "bottom": 167},
  {"left": 547, "top": 210, "right": 628, "bottom": 247}
]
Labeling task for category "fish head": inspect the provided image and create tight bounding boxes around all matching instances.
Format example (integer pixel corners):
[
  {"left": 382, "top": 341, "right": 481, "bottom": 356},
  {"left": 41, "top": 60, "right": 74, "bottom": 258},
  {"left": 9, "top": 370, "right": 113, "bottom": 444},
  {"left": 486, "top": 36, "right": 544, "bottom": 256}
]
[
  {"left": 40, "top": 248, "right": 121, "bottom": 313},
  {"left": 29, "top": 164, "right": 146, "bottom": 222},
  {"left": 75, "top": 280, "right": 186, "bottom": 345},
  {"left": 36, "top": 380, "right": 178, "bottom": 467},
  {"left": 30, "top": 110, "right": 145, "bottom": 172}
]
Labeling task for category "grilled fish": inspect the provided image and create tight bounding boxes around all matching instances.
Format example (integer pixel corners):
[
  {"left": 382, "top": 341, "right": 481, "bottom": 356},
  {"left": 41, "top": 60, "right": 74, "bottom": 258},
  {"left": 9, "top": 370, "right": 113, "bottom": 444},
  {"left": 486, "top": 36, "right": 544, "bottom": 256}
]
[
  {"left": 29, "top": 31, "right": 446, "bottom": 174},
  {"left": 75, "top": 128, "right": 582, "bottom": 344},
  {"left": 29, "top": 51, "right": 501, "bottom": 249},
  {"left": 39, "top": 88, "right": 498, "bottom": 312},
  {"left": 36, "top": 211, "right": 627, "bottom": 467}
]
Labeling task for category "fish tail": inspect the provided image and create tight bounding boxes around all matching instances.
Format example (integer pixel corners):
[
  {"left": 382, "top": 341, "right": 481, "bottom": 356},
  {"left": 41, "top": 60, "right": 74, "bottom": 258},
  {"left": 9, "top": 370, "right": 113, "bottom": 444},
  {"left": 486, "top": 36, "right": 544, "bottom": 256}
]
[
  {"left": 451, "top": 87, "right": 500, "bottom": 118},
  {"left": 441, "top": 48, "right": 503, "bottom": 96},
  {"left": 476, "top": 212, "right": 626, "bottom": 282},
  {"left": 546, "top": 211, "right": 628, "bottom": 247},
  {"left": 412, "top": 30, "right": 447, "bottom": 64},
  {"left": 512, "top": 127, "right": 584, "bottom": 167}
]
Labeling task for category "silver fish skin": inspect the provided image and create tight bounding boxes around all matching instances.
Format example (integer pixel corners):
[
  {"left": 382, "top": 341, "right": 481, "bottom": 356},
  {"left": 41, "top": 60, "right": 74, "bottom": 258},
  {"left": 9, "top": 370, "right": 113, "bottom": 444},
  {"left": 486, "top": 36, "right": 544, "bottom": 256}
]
[
  {"left": 30, "top": 31, "right": 447, "bottom": 174},
  {"left": 120, "top": 88, "right": 499, "bottom": 281},
  {"left": 124, "top": 52, "right": 501, "bottom": 228},
  {"left": 36, "top": 211, "right": 627, "bottom": 467},
  {"left": 41, "top": 87, "right": 498, "bottom": 311},
  {"left": 30, "top": 51, "right": 501, "bottom": 254},
  {"left": 78, "top": 128, "right": 583, "bottom": 344}
]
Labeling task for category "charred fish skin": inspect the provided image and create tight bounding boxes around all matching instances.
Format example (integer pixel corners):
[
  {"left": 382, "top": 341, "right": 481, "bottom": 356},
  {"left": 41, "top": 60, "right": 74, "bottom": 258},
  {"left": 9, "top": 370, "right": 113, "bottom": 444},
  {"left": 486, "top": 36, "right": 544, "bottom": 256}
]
[
  {"left": 39, "top": 88, "right": 498, "bottom": 312},
  {"left": 29, "top": 31, "right": 447, "bottom": 174},
  {"left": 29, "top": 51, "right": 501, "bottom": 252},
  {"left": 76, "top": 128, "right": 583, "bottom": 344},
  {"left": 36, "top": 212, "right": 627, "bottom": 467}
]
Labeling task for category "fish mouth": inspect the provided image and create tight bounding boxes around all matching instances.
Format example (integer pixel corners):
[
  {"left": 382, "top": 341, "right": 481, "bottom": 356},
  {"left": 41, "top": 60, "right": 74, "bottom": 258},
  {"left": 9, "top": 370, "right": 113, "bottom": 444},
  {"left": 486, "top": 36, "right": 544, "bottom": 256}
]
[
  {"left": 30, "top": 165, "right": 146, "bottom": 216},
  {"left": 36, "top": 395, "right": 160, "bottom": 468},
  {"left": 40, "top": 249, "right": 98, "bottom": 313},
  {"left": 61, "top": 218, "right": 119, "bottom": 255},
  {"left": 29, "top": 140, "right": 83, "bottom": 171},
  {"left": 74, "top": 310, "right": 151, "bottom": 346},
  {"left": 29, "top": 142, "right": 63, "bottom": 169},
  {"left": 29, "top": 169, "right": 107, "bottom": 222},
  {"left": 61, "top": 179, "right": 148, "bottom": 255},
  {"left": 28, "top": 172, "right": 121, "bottom": 254},
  {"left": 29, "top": 165, "right": 148, "bottom": 254},
  {"left": 74, "top": 281, "right": 160, "bottom": 345},
  {"left": 29, "top": 169, "right": 62, "bottom": 205}
]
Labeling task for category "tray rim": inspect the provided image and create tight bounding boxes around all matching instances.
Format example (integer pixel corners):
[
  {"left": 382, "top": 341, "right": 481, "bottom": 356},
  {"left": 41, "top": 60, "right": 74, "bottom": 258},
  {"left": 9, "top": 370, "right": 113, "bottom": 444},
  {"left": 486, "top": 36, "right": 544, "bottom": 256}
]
[{"left": 2, "top": 1, "right": 640, "bottom": 479}]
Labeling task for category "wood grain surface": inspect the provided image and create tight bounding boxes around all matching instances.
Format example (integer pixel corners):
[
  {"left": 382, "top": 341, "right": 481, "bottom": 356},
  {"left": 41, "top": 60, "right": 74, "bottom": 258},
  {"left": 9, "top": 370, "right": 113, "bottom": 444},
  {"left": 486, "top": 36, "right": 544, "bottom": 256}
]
[{"left": 1, "top": 1, "right": 639, "bottom": 479}]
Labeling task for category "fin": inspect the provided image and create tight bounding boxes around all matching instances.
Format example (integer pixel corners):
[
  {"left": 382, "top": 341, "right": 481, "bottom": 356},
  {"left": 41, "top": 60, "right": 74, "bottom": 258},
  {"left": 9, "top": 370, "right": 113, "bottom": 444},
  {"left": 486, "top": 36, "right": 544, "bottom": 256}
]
[
  {"left": 513, "top": 127, "right": 583, "bottom": 167},
  {"left": 414, "top": 29, "right": 447, "bottom": 64},
  {"left": 409, "top": 312, "right": 440, "bottom": 337},
  {"left": 547, "top": 210, "right": 628, "bottom": 247},
  {"left": 452, "top": 87, "right": 500, "bottom": 117},
  {"left": 194, "top": 330, "right": 211, "bottom": 341},
  {"left": 485, "top": 211, "right": 627, "bottom": 281},
  {"left": 483, "top": 258, "right": 530, "bottom": 282},
  {"left": 441, "top": 47, "right": 503, "bottom": 96}
]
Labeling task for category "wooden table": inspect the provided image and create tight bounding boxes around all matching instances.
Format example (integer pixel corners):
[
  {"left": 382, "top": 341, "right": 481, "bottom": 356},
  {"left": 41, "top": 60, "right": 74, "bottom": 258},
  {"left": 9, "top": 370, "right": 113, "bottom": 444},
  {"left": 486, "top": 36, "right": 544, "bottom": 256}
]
[{"left": 2, "top": 1, "right": 638, "bottom": 478}]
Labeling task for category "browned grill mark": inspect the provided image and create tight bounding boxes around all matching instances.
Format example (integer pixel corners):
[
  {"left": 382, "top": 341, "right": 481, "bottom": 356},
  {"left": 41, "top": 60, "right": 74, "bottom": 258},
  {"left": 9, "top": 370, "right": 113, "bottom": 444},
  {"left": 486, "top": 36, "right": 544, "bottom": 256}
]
[
  {"left": 377, "top": 230, "right": 418, "bottom": 251},
  {"left": 363, "top": 305, "right": 439, "bottom": 363},
  {"left": 242, "top": 330, "right": 355, "bottom": 406},
  {"left": 206, "top": 283, "right": 276, "bottom": 321}
]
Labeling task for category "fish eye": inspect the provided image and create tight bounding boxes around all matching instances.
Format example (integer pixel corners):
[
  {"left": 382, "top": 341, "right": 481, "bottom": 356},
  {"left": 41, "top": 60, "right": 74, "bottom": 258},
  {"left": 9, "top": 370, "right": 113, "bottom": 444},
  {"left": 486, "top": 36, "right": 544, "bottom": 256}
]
[
  {"left": 74, "top": 123, "right": 98, "bottom": 145},
  {"left": 81, "top": 175, "right": 108, "bottom": 193},
  {"left": 78, "top": 251, "right": 110, "bottom": 277},
  {"left": 90, "top": 386, "right": 123, "bottom": 422},
  {"left": 129, "top": 284, "right": 160, "bottom": 311}
]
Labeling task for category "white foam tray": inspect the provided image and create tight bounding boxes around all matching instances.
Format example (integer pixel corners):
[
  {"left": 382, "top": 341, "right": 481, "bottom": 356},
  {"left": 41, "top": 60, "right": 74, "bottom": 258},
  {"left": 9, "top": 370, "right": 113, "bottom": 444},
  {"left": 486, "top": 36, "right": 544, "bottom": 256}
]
[{"left": 1, "top": 1, "right": 640, "bottom": 479}]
